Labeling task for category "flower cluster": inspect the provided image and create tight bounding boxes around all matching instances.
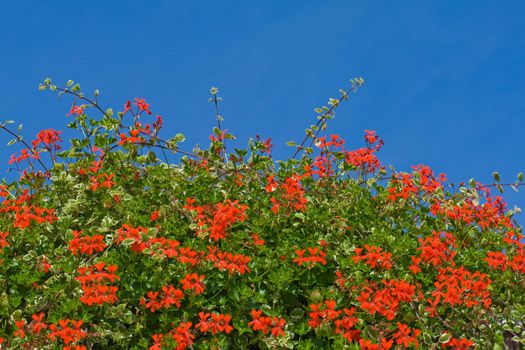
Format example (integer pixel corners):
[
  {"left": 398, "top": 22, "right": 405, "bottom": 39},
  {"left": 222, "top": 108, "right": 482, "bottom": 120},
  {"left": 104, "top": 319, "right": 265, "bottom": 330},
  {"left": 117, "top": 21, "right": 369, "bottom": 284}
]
[
  {"left": 184, "top": 198, "right": 248, "bottom": 241},
  {"left": 358, "top": 279, "right": 416, "bottom": 320},
  {"left": 293, "top": 246, "right": 327, "bottom": 268},
  {"left": 248, "top": 309, "right": 286, "bottom": 337},
  {"left": 75, "top": 262, "right": 120, "bottom": 306},
  {"left": 205, "top": 246, "right": 251, "bottom": 275},
  {"left": 195, "top": 312, "right": 233, "bottom": 334},
  {"left": 0, "top": 191, "right": 56, "bottom": 229},
  {"left": 344, "top": 130, "right": 383, "bottom": 173},
  {"left": 180, "top": 273, "right": 205, "bottom": 295},
  {"left": 48, "top": 319, "right": 87, "bottom": 346},
  {"left": 267, "top": 174, "right": 308, "bottom": 214},
  {"left": 353, "top": 244, "right": 393, "bottom": 270},
  {"left": 150, "top": 322, "right": 194, "bottom": 350},
  {"left": 140, "top": 285, "right": 184, "bottom": 312},
  {"left": 68, "top": 230, "right": 106, "bottom": 255},
  {"left": 426, "top": 266, "right": 491, "bottom": 316}
]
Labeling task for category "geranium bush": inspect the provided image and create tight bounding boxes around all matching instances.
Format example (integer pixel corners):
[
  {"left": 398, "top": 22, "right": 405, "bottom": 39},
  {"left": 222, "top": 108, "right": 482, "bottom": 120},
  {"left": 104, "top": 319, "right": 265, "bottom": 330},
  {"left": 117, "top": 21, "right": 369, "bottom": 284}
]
[{"left": 0, "top": 77, "right": 524, "bottom": 349}]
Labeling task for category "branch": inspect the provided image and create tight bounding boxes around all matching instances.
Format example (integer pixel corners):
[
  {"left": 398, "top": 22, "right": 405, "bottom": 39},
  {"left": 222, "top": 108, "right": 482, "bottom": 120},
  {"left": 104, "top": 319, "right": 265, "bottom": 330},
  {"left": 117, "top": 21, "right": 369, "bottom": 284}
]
[
  {"left": 292, "top": 78, "right": 364, "bottom": 159},
  {"left": 0, "top": 125, "right": 49, "bottom": 173}
]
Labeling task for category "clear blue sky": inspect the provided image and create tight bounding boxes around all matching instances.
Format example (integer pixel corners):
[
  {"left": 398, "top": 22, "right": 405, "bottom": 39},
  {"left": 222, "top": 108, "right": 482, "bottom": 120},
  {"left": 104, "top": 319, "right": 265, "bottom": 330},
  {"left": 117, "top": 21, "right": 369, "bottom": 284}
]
[{"left": 1, "top": 1, "right": 524, "bottom": 224}]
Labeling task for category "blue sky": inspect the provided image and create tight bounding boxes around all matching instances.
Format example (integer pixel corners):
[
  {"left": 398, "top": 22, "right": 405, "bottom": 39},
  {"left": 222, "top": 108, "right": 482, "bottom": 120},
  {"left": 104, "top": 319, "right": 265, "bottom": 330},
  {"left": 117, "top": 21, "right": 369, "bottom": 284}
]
[{"left": 0, "top": 1, "right": 524, "bottom": 224}]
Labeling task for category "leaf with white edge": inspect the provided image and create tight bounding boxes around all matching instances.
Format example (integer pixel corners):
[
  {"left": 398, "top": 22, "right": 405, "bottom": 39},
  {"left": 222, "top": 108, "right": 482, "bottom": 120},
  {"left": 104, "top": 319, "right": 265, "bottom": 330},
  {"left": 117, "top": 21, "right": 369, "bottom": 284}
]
[
  {"left": 439, "top": 333, "right": 451, "bottom": 344},
  {"left": 121, "top": 238, "right": 136, "bottom": 246}
]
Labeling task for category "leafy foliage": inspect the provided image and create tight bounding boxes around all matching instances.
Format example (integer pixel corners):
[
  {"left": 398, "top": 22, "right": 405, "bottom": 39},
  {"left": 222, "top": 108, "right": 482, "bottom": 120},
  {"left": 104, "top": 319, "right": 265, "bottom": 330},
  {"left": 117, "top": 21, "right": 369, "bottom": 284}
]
[{"left": 0, "top": 78, "right": 523, "bottom": 349}]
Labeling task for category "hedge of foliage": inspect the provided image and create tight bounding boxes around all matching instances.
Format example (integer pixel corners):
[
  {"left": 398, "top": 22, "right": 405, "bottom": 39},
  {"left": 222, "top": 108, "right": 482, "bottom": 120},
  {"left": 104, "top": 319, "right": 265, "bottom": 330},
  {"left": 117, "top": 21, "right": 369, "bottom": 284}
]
[{"left": 0, "top": 78, "right": 523, "bottom": 349}]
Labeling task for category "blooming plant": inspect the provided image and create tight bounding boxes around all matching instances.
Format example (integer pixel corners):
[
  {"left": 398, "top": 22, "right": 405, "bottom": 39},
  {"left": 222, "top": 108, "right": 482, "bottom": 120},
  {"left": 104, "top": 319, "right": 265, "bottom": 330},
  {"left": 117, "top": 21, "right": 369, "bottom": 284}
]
[{"left": 0, "top": 77, "right": 524, "bottom": 349}]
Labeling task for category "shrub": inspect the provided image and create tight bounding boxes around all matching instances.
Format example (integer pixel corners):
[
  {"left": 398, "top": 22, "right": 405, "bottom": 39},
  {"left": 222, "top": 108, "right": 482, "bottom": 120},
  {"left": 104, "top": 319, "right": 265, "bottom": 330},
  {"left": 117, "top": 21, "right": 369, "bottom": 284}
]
[{"left": 0, "top": 78, "right": 523, "bottom": 349}]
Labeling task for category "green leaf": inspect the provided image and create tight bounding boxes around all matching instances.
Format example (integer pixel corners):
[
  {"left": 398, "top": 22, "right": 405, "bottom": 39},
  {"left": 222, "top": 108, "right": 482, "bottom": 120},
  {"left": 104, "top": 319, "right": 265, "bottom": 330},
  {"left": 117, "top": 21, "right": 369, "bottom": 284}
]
[
  {"left": 174, "top": 133, "right": 186, "bottom": 142},
  {"left": 290, "top": 308, "right": 304, "bottom": 320},
  {"left": 10, "top": 309, "right": 22, "bottom": 321},
  {"left": 439, "top": 333, "right": 451, "bottom": 344},
  {"left": 422, "top": 332, "right": 432, "bottom": 344},
  {"left": 121, "top": 238, "right": 136, "bottom": 246}
]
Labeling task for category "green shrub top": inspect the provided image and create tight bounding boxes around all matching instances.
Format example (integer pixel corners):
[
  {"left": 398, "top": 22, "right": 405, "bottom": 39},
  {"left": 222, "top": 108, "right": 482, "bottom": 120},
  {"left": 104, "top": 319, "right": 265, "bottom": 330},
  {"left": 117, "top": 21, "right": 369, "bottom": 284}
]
[{"left": 0, "top": 78, "right": 523, "bottom": 349}]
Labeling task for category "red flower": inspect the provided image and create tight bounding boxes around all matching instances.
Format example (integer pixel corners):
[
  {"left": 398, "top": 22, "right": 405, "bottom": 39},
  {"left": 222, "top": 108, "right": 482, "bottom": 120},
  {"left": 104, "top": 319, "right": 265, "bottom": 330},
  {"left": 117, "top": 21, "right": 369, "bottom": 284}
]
[
  {"left": 0, "top": 231, "right": 9, "bottom": 253},
  {"left": 161, "top": 285, "right": 184, "bottom": 308},
  {"left": 134, "top": 97, "right": 152, "bottom": 115},
  {"left": 427, "top": 266, "right": 491, "bottom": 314},
  {"left": 248, "top": 309, "right": 286, "bottom": 337},
  {"left": 31, "top": 312, "right": 47, "bottom": 334},
  {"left": 40, "top": 256, "right": 52, "bottom": 273},
  {"left": 357, "top": 279, "right": 415, "bottom": 320},
  {"left": 265, "top": 175, "right": 278, "bottom": 193},
  {"left": 262, "top": 137, "right": 273, "bottom": 154},
  {"left": 393, "top": 322, "right": 420, "bottom": 348},
  {"left": 293, "top": 247, "right": 327, "bottom": 268},
  {"left": 177, "top": 246, "right": 201, "bottom": 265},
  {"left": 76, "top": 263, "right": 120, "bottom": 306},
  {"left": 149, "top": 333, "right": 163, "bottom": 350},
  {"left": 185, "top": 199, "right": 247, "bottom": 241},
  {"left": 67, "top": 105, "right": 85, "bottom": 116},
  {"left": 48, "top": 319, "right": 86, "bottom": 345},
  {"left": 417, "top": 231, "right": 456, "bottom": 267},
  {"left": 308, "top": 300, "right": 341, "bottom": 328},
  {"left": 195, "top": 312, "right": 233, "bottom": 334},
  {"left": 171, "top": 322, "right": 195, "bottom": 349},
  {"left": 443, "top": 337, "right": 475, "bottom": 349},
  {"left": 180, "top": 273, "right": 205, "bottom": 295},
  {"left": 13, "top": 319, "right": 26, "bottom": 338},
  {"left": 150, "top": 210, "right": 160, "bottom": 221},
  {"left": 484, "top": 251, "right": 507, "bottom": 271},
  {"left": 68, "top": 230, "right": 106, "bottom": 255},
  {"left": 32, "top": 129, "right": 62, "bottom": 150},
  {"left": 206, "top": 246, "right": 251, "bottom": 275},
  {"left": 353, "top": 245, "right": 392, "bottom": 270},
  {"left": 9, "top": 149, "right": 39, "bottom": 164},
  {"left": 118, "top": 129, "right": 143, "bottom": 145},
  {"left": 141, "top": 285, "right": 184, "bottom": 312},
  {"left": 364, "top": 130, "right": 378, "bottom": 144},
  {"left": 251, "top": 233, "right": 265, "bottom": 246},
  {"left": 334, "top": 307, "right": 359, "bottom": 340}
]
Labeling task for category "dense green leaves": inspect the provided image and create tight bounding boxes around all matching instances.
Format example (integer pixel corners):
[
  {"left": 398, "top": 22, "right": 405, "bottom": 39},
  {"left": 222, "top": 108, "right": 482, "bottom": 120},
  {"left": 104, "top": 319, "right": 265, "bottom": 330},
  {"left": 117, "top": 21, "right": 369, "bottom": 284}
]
[{"left": 0, "top": 79, "right": 523, "bottom": 349}]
